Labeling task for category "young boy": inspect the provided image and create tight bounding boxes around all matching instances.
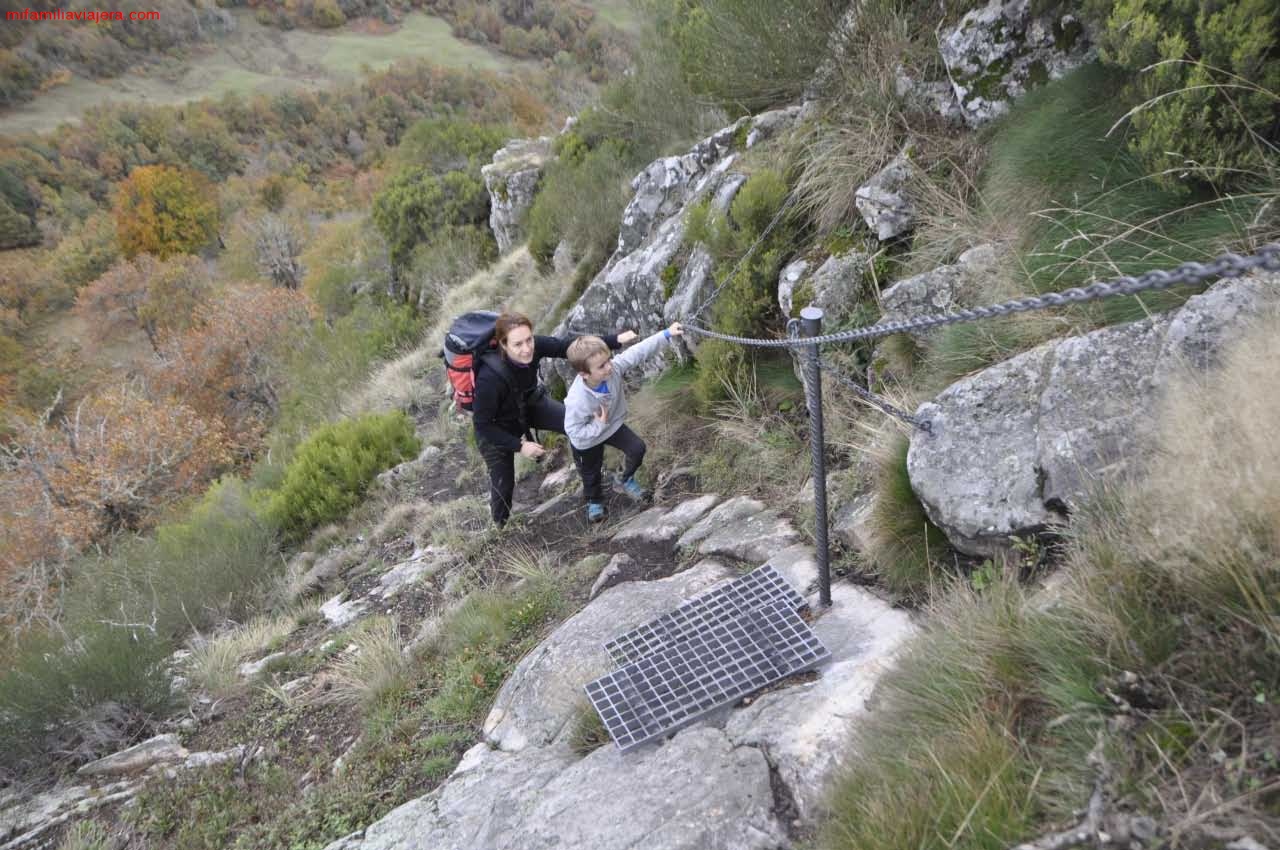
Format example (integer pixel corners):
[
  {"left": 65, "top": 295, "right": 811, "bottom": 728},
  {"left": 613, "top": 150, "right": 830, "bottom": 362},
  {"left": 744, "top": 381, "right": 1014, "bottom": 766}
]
[{"left": 564, "top": 322, "right": 684, "bottom": 523}]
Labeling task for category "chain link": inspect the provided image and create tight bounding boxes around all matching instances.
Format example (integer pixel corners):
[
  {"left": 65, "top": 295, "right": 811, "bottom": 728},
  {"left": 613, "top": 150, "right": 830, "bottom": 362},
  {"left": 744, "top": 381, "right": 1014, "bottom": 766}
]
[
  {"left": 684, "top": 244, "right": 1280, "bottom": 349},
  {"left": 817, "top": 360, "right": 928, "bottom": 431},
  {"left": 689, "top": 194, "right": 798, "bottom": 322}
]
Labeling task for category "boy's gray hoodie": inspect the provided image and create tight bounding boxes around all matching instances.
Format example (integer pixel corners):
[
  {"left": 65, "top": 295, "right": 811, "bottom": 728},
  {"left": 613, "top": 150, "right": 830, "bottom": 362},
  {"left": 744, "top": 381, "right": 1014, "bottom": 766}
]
[{"left": 563, "top": 329, "right": 672, "bottom": 450}]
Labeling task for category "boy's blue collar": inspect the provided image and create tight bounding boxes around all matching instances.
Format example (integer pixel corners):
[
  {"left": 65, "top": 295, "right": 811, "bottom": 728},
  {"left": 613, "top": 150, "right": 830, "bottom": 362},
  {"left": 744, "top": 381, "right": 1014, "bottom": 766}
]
[{"left": 589, "top": 380, "right": 609, "bottom": 394}]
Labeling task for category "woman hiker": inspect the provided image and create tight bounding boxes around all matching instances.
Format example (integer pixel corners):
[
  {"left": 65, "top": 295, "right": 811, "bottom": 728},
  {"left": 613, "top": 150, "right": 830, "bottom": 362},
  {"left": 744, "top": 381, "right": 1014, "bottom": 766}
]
[{"left": 471, "top": 310, "right": 636, "bottom": 526}]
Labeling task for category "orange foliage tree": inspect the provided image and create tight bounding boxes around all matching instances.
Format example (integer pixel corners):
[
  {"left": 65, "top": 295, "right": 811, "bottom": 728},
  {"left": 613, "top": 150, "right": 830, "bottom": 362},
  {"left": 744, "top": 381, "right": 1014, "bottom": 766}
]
[
  {"left": 151, "top": 284, "right": 316, "bottom": 459},
  {"left": 114, "top": 164, "right": 220, "bottom": 260},
  {"left": 75, "top": 253, "right": 212, "bottom": 356},
  {"left": 0, "top": 388, "right": 229, "bottom": 628}
]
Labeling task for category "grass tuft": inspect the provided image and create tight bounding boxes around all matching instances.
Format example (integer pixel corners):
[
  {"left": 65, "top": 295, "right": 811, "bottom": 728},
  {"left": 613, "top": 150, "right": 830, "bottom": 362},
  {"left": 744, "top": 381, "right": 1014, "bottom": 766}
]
[
  {"left": 322, "top": 617, "right": 409, "bottom": 712},
  {"left": 863, "top": 433, "right": 952, "bottom": 598}
]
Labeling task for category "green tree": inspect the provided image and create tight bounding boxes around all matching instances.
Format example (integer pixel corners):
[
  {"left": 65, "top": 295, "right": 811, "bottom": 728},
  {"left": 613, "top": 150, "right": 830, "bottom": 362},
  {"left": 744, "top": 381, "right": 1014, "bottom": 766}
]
[{"left": 372, "top": 168, "right": 491, "bottom": 268}]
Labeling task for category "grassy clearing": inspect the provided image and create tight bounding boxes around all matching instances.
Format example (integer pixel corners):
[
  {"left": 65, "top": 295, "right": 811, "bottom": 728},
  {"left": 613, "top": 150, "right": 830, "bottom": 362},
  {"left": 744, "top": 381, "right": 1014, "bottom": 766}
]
[
  {"left": 0, "top": 10, "right": 517, "bottom": 135},
  {"left": 818, "top": 312, "right": 1280, "bottom": 850}
]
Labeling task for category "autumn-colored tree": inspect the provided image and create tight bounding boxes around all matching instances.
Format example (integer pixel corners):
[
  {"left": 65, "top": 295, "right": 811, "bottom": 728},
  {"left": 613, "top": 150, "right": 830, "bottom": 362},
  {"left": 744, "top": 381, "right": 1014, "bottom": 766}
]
[
  {"left": 151, "top": 284, "right": 315, "bottom": 458},
  {"left": 0, "top": 388, "right": 229, "bottom": 628},
  {"left": 75, "top": 253, "right": 212, "bottom": 355},
  {"left": 114, "top": 164, "right": 220, "bottom": 260}
]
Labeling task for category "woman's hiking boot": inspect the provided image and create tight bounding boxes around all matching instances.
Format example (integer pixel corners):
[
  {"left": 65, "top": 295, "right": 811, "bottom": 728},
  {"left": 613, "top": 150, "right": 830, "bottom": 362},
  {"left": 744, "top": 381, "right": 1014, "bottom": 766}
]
[{"left": 586, "top": 502, "right": 607, "bottom": 523}]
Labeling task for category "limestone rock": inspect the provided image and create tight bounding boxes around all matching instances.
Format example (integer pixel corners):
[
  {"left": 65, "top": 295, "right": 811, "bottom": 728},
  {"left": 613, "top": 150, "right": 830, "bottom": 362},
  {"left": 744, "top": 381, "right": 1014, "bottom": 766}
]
[
  {"left": 908, "top": 273, "right": 1279, "bottom": 555},
  {"left": 939, "top": 0, "right": 1095, "bottom": 127},
  {"left": 376, "top": 546, "right": 455, "bottom": 598},
  {"left": 611, "top": 494, "right": 720, "bottom": 546},
  {"left": 588, "top": 553, "right": 642, "bottom": 600},
  {"left": 239, "top": 652, "right": 287, "bottom": 678},
  {"left": 323, "top": 727, "right": 786, "bottom": 850},
  {"left": 516, "top": 727, "right": 787, "bottom": 850},
  {"left": 726, "top": 582, "right": 916, "bottom": 821},
  {"left": 678, "top": 496, "right": 800, "bottom": 564},
  {"left": 76, "top": 734, "right": 188, "bottom": 778},
  {"left": 321, "top": 593, "right": 368, "bottom": 628},
  {"left": 663, "top": 245, "right": 715, "bottom": 330},
  {"left": 482, "top": 137, "right": 552, "bottom": 254},
  {"left": 832, "top": 494, "right": 876, "bottom": 554},
  {"left": 482, "top": 561, "right": 735, "bottom": 752},
  {"left": 855, "top": 150, "right": 917, "bottom": 240},
  {"left": 779, "top": 251, "right": 871, "bottom": 323}
]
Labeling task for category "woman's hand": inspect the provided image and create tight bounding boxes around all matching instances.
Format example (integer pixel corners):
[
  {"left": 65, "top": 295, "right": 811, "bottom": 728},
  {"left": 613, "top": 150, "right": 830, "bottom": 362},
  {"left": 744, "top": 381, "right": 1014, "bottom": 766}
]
[
  {"left": 617, "top": 330, "right": 638, "bottom": 345},
  {"left": 519, "top": 438, "right": 546, "bottom": 459},
  {"left": 593, "top": 406, "right": 609, "bottom": 424},
  {"left": 667, "top": 322, "right": 684, "bottom": 337}
]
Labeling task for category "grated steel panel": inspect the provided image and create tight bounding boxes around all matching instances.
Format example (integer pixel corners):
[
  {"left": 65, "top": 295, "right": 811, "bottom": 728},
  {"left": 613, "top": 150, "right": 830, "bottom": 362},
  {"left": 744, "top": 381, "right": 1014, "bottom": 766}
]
[
  {"left": 604, "top": 564, "right": 807, "bottom": 666},
  {"left": 585, "top": 600, "right": 829, "bottom": 751}
]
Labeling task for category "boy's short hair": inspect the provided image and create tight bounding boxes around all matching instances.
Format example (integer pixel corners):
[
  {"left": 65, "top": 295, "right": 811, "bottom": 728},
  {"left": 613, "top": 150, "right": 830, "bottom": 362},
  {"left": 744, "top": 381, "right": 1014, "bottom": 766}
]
[{"left": 567, "top": 335, "right": 611, "bottom": 374}]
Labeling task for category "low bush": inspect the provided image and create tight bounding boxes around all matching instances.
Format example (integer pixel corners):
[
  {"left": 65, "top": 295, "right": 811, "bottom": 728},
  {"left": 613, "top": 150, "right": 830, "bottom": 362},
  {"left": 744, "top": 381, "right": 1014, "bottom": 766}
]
[
  {"left": 265, "top": 411, "right": 421, "bottom": 542},
  {"left": 0, "top": 622, "right": 173, "bottom": 779},
  {"left": 526, "top": 139, "right": 632, "bottom": 268},
  {"left": 1086, "top": 0, "right": 1280, "bottom": 192}
]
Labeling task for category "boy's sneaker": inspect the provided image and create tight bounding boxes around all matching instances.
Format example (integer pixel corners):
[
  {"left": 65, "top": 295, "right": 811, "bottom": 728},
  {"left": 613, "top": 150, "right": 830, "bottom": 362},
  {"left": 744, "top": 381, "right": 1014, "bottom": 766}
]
[
  {"left": 620, "top": 477, "right": 648, "bottom": 502},
  {"left": 586, "top": 502, "right": 607, "bottom": 523}
]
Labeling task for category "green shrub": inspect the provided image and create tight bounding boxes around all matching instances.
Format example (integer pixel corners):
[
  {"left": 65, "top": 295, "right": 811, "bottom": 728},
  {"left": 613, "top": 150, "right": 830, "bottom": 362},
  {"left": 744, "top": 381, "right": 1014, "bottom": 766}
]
[
  {"left": 0, "top": 622, "right": 173, "bottom": 778},
  {"left": 652, "top": 0, "right": 845, "bottom": 114},
  {"left": 312, "top": 0, "right": 345, "bottom": 27},
  {"left": 1087, "top": 0, "right": 1280, "bottom": 191},
  {"left": 265, "top": 411, "right": 420, "bottom": 541},
  {"left": 729, "top": 169, "right": 787, "bottom": 234},
  {"left": 525, "top": 140, "right": 631, "bottom": 268}
]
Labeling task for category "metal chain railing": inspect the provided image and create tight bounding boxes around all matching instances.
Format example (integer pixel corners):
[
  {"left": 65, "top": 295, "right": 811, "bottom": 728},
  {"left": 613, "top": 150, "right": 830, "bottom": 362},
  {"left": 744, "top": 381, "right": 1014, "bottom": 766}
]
[
  {"left": 685, "top": 245, "right": 1280, "bottom": 349},
  {"left": 688, "top": 194, "right": 799, "bottom": 322},
  {"left": 818, "top": 359, "right": 928, "bottom": 431},
  {"left": 685, "top": 243, "right": 1280, "bottom": 609}
]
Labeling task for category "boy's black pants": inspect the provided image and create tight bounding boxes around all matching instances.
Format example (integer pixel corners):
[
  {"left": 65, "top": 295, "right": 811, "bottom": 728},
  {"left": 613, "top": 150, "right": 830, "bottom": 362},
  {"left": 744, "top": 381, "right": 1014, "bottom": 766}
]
[{"left": 572, "top": 425, "right": 646, "bottom": 504}]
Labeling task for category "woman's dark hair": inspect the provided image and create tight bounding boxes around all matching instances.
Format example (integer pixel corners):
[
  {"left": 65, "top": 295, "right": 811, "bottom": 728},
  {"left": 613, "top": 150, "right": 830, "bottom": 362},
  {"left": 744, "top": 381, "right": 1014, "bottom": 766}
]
[{"left": 494, "top": 311, "right": 533, "bottom": 348}]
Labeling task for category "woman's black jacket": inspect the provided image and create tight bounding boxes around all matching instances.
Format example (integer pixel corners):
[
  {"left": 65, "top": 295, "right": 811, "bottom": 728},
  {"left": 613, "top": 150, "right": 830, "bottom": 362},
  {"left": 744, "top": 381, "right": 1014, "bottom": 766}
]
[{"left": 472, "top": 333, "right": 621, "bottom": 452}]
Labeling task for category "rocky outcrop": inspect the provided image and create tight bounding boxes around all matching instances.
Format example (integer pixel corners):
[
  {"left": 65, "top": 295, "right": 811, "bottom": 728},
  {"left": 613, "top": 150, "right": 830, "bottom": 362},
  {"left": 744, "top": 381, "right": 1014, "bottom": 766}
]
[
  {"left": 551, "top": 107, "right": 803, "bottom": 380},
  {"left": 938, "top": 0, "right": 1095, "bottom": 127},
  {"left": 855, "top": 149, "right": 918, "bottom": 240},
  {"left": 778, "top": 250, "right": 872, "bottom": 323},
  {"left": 324, "top": 534, "right": 917, "bottom": 850},
  {"left": 482, "top": 137, "right": 553, "bottom": 254},
  {"left": 908, "top": 272, "right": 1279, "bottom": 555}
]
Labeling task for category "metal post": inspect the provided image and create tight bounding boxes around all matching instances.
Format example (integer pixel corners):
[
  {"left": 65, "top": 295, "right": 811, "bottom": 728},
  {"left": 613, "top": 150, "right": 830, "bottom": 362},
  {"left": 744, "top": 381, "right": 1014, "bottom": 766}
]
[{"left": 800, "top": 306, "right": 831, "bottom": 608}]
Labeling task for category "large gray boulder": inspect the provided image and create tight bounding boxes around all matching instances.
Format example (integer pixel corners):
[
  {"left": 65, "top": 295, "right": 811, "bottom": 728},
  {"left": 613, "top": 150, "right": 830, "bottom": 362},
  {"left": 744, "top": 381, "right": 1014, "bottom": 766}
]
[
  {"left": 908, "top": 273, "right": 1279, "bottom": 555},
  {"left": 939, "top": 0, "right": 1095, "bottom": 127},
  {"left": 483, "top": 561, "right": 736, "bottom": 752},
  {"left": 482, "top": 137, "right": 552, "bottom": 254}
]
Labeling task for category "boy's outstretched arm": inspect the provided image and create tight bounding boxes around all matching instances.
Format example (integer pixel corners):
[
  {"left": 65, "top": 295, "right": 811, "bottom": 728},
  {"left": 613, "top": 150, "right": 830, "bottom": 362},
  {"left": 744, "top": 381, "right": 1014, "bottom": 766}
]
[{"left": 612, "top": 323, "right": 682, "bottom": 375}]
